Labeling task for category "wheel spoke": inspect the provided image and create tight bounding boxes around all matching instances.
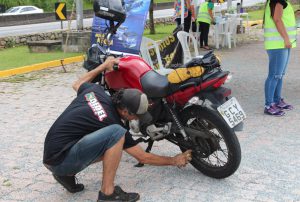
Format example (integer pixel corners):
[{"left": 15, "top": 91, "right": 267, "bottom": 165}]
[
  {"left": 219, "top": 149, "right": 229, "bottom": 159},
  {"left": 187, "top": 117, "right": 230, "bottom": 168}
]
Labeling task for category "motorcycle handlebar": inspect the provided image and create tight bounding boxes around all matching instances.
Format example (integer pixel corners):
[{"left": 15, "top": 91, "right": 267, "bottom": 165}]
[
  {"left": 104, "top": 54, "right": 121, "bottom": 71},
  {"left": 113, "top": 64, "right": 119, "bottom": 71}
]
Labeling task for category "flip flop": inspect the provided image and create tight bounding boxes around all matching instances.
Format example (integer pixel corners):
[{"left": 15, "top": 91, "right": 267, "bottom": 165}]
[{"left": 202, "top": 46, "right": 212, "bottom": 50}]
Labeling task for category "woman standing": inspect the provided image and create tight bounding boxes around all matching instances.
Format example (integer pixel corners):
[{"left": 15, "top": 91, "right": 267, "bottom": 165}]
[
  {"left": 263, "top": 0, "right": 297, "bottom": 116},
  {"left": 197, "top": 0, "right": 215, "bottom": 50},
  {"left": 174, "top": 0, "right": 193, "bottom": 32}
]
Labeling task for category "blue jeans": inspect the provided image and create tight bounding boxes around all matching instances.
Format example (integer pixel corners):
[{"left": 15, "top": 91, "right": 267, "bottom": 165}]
[
  {"left": 46, "top": 124, "right": 126, "bottom": 176},
  {"left": 264, "top": 48, "right": 291, "bottom": 106}
]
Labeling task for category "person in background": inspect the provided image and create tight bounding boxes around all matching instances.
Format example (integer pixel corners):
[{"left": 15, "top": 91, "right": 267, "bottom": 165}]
[
  {"left": 174, "top": 0, "right": 193, "bottom": 32},
  {"left": 191, "top": 0, "right": 202, "bottom": 33},
  {"left": 197, "top": 0, "right": 215, "bottom": 50},
  {"left": 263, "top": 0, "right": 297, "bottom": 116}
]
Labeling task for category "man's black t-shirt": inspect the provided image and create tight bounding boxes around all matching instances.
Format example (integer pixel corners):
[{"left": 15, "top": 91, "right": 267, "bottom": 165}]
[{"left": 43, "top": 83, "right": 138, "bottom": 166}]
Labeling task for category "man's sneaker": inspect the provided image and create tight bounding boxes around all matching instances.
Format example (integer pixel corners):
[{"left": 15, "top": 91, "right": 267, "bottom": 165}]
[
  {"left": 53, "top": 174, "right": 84, "bottom": 193},
  {"left": 264, "top": 104, "right": 285, "bottom": 117},
  {"left": 97, "top": 186, "right": 140, "bottom": 202},
  {"left": 276, "top": 99, "right": 293, "bottom": 111}
]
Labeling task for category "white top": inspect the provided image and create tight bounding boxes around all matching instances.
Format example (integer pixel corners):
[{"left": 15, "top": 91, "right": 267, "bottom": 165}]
[{"left": 192, "top": 0, "right": 205, "bottom": 6}]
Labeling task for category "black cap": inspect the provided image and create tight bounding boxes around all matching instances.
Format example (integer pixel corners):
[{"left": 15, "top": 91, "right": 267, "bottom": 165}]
[{"left": 121, "top": 89, "right": 152, "bottom": 125}]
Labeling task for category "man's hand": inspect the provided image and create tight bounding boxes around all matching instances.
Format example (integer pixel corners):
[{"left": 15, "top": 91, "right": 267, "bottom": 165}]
[
  {"left": 173, "top": 150, "right": 192, "bottom": 168},
  {"left": 72, "top": 56, "right": 119, "bottom": 92},
  {"left": 284, "top": 38, "right": 292, "bottom": 49},
  {"left": 126, "top": 145, "right": 192, "bottom": 166},
  {"left": 103, "top": 56, "right": 119, "bottom": 72}
]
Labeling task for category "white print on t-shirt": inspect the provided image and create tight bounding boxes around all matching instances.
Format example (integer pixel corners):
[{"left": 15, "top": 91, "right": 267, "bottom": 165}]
[{"left": 85, "top": 92, "right": 107, "bottom": 121}]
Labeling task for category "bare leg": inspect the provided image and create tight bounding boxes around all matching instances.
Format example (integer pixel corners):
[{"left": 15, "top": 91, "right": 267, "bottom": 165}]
[{"left": 101, "top": 136, "right": 125, "bottom": 195}]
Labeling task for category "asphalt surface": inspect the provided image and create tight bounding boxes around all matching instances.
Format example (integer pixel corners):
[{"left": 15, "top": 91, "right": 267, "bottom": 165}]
[
  {"left": 0, "top": 9, "right": 174, "bottom": 38},
  {"left": 0, "top": 0, "right": 268, "bottom": 37},
  {"left": 0, "top": 29, "right": 300, "bottom": 202}
]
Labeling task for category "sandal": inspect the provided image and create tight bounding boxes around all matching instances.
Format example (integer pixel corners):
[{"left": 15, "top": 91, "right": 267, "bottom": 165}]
[{"left": 202, "top": 46, "right": 212, "bottom": 50}]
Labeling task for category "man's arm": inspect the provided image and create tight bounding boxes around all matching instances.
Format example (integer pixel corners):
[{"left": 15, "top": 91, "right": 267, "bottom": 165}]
[
  {"left": 72, "top": 57, "right": 119, "bottom": 92},
  {"left": 208, "top": 9, "right": 214, "bottom": 22},
  {"left": 208, "top": 2, "right": 214, "bottom": 22},
  {"left": 125, "top": 144, "right": 192, "bottom": 167}
]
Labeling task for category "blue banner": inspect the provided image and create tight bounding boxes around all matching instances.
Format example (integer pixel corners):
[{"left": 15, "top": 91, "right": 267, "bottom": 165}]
[{"left": 91, "top": 0, "right": 151, "bottom": 55}]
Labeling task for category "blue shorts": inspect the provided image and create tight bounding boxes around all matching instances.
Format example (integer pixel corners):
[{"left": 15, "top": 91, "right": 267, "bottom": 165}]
[{"left": 46, "top": 124, "right": 126, "bottom": 176}]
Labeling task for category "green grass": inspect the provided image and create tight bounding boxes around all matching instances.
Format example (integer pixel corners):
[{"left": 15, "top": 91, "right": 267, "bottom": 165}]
[
  {"left": 83, "top": 1, "right": 93, "bottom": 10},
  {"left": 0, "top": 24, "right": 175, "bottom": 71},
  {"left": 143, "top": 24, "right": 176, "bottom": 41},
  {"left": 245, "top": 4, "right": 300, "bottom": 21},
  {"left": 0, "top": 46, "right": 83, "bottom": 71},
  {"left": 293, "top": 4, "right": 300, "bottom": 10},
  {"left": 247, "top": 9, "right": 264, "bottom": 20}
]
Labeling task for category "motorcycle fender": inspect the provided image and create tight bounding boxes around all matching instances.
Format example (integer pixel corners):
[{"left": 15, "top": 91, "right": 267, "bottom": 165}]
[
  {"left": 233, "top": 122, "right": 244, "bottom": 132},
  {"left": 184, "top": 87, "right": 231, "bottom": 110},
  {"left": 199, "top": 87, "right": 232, "bottom": 108},
  {"left": 184, "top": 88, "right": 244, "bottom": 132}
]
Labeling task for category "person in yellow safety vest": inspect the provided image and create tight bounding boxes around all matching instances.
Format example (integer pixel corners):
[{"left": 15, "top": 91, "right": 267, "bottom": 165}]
[
  {"left": 174, "top": 0, "right": 193, "bottom": 32},
  {"left": 263, "top": 0, "right": 297, "bottom": 116},
  {"left": 197, "top": 0, "right": 215, "bottom": 50}
]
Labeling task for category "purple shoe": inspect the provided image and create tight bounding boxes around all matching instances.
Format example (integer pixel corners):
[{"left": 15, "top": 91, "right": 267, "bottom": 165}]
[
  {"left": 276, "top": 99, "right": 293, "bottom": 111},
  {"left": 264, "top": 104, "right": 285, "bottom": 117}
]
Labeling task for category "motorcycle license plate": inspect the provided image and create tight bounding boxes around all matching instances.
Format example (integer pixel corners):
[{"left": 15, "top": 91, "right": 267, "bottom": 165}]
[{"left": 217, "top": 97, "right": 246, "bottom": 128}]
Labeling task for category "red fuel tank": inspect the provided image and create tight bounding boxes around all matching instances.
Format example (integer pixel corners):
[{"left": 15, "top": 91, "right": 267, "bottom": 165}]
[{"left": 105, "top": 56, "right": 152, "bottom": 91}]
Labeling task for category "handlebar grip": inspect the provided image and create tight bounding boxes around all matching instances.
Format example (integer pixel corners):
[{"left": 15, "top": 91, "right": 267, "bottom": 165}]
[{"left": 113, "top": 64, "right": 119, "bottom": 71}]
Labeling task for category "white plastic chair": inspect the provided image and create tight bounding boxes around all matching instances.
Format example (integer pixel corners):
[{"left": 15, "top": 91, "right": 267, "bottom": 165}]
[
  {"left": 140, "top": 37, "right": 173, "bottom": 75},
  {"left": 177, "top": 31, "right": 201, "bottom": 64},
  {"left": 220, "top": 17, "right": 238, "bottom": 49}
]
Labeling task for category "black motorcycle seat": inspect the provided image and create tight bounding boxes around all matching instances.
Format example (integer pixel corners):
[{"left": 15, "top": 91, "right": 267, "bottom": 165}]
[
  {"left": 141, "top": 70, "right": 170, "bottom": 98},
  {"left": 141, "top": 69, "right": 229, "bottom": 98}
]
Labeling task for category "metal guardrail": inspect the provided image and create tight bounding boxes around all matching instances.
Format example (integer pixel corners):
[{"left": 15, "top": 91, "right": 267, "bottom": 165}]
[
  {"left": 0, "top": 2, "right": 174, "bottom": 27},
  {"left": 153, "top": 2, "right": 173, "bottom": 10},
  {"left": 0, "top": 10, "right": 94, "bottom": 27}
]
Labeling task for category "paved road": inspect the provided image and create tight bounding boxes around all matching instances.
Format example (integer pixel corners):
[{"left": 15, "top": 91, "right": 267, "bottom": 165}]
[
  {"left": 0, "top": 30, "right": 300, "bottom": 201},
  {"left": 0, "top": 0, "right": 267, "bottom": 38},
  {"left": 0, "top": 18, "right": 94, "bottom": 38},
  {"left": 0, "top": 9, "right": 174, "bottom": 38}
]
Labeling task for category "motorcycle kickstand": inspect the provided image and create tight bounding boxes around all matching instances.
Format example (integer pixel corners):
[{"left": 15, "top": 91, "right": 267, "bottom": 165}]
[{"left": 134, "top": 140, "right": 154, "bottom": 167}]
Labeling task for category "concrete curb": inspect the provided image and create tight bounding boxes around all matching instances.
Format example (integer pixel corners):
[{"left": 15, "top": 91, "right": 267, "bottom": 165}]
[{"left": 0, "top": 55, "right": 85, "bottom": 78}]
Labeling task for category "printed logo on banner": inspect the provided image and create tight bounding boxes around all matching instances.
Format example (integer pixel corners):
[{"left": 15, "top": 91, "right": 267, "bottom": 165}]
[
  {"left": 91, "top": 0, "right": 151, "bottom": 55},
  {"left": 149, "top": 27, "right": 184, "bottom": 69}
]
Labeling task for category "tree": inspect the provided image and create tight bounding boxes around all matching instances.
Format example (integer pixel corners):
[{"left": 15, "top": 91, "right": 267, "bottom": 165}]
[{"left": 149, "top": 0, "right": 155, "bottom": 34}]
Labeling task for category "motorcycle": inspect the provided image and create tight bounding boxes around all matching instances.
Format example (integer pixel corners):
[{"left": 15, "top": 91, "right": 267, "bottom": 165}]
[{"left": 86, "top": 0, "right": 246, "bottom": 179}]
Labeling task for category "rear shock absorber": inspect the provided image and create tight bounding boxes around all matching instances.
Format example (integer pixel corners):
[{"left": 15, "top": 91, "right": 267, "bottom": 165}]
[{"left": 162, "top": 98, "right": 188, "bottom": 141}]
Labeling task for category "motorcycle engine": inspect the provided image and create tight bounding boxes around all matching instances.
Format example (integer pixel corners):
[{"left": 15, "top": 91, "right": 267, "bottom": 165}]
[
  {"left": 129, "top": 98, "right": 173, "bottom": 140},
  {"left": 129, "top": 119, "right": 172, "bottom": 141},
  {"left": 146, "top": 123, "right": 172, "bottom": 140},
  {"left": 129, "top": 119, "right": 140, "bottom": 134}
]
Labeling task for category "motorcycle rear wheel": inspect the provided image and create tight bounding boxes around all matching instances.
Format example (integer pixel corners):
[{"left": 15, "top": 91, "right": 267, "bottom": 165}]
[{"left": 179, "top": 106, "right": 241, "bottom": 179}]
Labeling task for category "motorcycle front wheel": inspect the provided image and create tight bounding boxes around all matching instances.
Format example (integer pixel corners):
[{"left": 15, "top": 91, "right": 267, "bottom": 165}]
[{"left": 178, "top": 106, "right": 241, "bottom": 179}]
